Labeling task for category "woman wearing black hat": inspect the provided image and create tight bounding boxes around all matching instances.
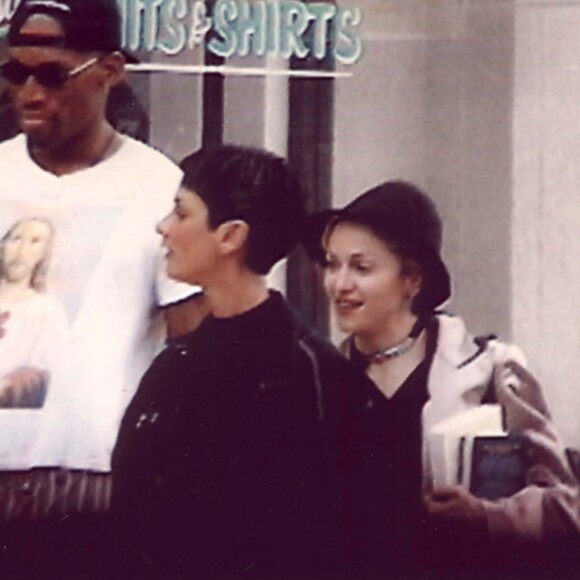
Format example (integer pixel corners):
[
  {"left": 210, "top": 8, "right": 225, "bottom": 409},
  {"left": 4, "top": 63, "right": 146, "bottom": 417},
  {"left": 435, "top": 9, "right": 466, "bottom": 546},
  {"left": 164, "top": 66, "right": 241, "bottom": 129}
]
[{"left": 310, "top": 181, "right": 580, "bottom": 577}]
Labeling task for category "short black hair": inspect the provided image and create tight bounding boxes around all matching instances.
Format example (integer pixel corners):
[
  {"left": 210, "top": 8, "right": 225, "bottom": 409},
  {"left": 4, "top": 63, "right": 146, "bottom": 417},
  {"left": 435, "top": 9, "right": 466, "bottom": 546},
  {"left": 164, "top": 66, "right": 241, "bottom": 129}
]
[{"left": 179, "top": 145, "right": 305, "bottom": 275}]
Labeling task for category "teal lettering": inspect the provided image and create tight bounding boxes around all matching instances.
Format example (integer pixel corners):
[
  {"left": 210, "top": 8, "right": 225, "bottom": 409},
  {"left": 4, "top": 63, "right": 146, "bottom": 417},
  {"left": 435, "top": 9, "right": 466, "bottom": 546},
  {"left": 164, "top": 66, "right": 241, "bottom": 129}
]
[
  {"left": 279, "top": 0, "right": 310, "bottom": 59},
  {"left": 187, "top": 0, "right": 212, "bottom": 49},
  {"left": 125, "top": 0, "right": 164, "bottom": 51},
  {"left": 158, "top": 0, "right": 187, "bottom": 55},
  {"left": 208, "top": 0, "right": 238, "bottom": 58},
  {"left": 236, "top": 0, "right": 267, "bottom": 57},
  {"left": 334, "top": 6, "right": 362, "bottom": 65},
  {"left": 124, "top": 0, "right": 142, "bottom": 51},
  {"left": 113, "top": 0, "right": 363, "bottom": 64},
  {"left": 306, "top": 3, "right": 335, "bottom": 60},
  {"left": 265, "top": 0, "right": 280, "bottom": 54},
  {"left": 143, "top": 0, "right": 164, "bottom": 51},
  {"left": 117, "top": 0, "right": 128, "bottom": 47}
]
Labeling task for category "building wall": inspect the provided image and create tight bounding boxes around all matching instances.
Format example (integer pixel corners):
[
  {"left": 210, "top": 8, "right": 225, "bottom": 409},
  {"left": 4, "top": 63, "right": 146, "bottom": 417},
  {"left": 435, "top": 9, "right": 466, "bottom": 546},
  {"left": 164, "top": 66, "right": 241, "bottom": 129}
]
[
  {"left": 513, "top": 0, "right": 580, "bottom": 448},
  {"left": 334, "top": 1, "right": 514, "bottom": 340}
]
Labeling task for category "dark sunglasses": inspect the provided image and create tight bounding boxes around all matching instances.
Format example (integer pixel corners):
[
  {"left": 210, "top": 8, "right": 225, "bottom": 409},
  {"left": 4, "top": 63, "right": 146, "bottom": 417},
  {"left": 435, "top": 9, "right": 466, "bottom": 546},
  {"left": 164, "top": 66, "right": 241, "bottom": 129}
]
[{"left": 0, "top": 57, "right": 99, "bottom": 89}]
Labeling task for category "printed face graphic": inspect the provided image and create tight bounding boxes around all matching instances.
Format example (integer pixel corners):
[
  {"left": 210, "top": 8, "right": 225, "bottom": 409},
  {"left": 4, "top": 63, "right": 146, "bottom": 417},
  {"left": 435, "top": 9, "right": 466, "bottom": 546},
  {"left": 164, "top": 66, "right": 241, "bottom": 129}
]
[
  {"left": 2, "top": 220, "right": 52, "bottom": 285},
  {"left": 157, "top": 187, "right": 221, "bottom": 286},
  {"left": 7, "top": 15, "right": 107, "bottom": 151},
  {"left": 323, "top": 222, "right": 418, "bottom": 336}
]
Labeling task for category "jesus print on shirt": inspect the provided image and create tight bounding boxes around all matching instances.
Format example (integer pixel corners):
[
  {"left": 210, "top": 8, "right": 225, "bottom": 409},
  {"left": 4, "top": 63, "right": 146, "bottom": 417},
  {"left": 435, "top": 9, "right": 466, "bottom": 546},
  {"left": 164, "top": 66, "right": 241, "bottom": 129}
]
[
  {"left": 0, "top": 199, "right": 125, "bottom": 413},
  {"left": 0, "top": 217, "right": 69, "bottom": 409}
]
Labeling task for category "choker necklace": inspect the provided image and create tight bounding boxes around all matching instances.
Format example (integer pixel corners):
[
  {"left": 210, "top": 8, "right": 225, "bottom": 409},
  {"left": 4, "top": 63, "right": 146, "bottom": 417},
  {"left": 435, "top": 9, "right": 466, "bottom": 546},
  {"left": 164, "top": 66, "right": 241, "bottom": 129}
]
[
  {"left": 356, "top": 319, "right": 426, "bottom": 365},
  {"left": 359, "top": 336, "right": 417, "bottom": 365}
]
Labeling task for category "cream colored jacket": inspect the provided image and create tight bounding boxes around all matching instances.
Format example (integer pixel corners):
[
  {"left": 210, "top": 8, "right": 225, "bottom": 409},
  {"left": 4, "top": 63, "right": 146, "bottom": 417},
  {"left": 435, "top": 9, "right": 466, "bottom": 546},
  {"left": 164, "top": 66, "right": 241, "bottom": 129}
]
[{"left": 424, "top": 313, "right": 580, "bottom": 543}]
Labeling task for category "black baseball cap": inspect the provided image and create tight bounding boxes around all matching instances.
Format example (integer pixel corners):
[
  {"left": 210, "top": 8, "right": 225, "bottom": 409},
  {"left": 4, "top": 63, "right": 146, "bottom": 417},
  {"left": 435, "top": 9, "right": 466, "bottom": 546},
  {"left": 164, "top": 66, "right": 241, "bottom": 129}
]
[{"left": 8, "top": 0, "right": 137, "bottom": 62}]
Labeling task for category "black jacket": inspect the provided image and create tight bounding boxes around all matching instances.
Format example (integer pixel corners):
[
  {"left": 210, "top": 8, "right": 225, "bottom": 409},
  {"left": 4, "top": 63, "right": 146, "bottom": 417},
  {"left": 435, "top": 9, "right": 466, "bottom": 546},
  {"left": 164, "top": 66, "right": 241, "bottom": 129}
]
[{"left": 110, "top": 292, "right": 360, "bottom": 578}]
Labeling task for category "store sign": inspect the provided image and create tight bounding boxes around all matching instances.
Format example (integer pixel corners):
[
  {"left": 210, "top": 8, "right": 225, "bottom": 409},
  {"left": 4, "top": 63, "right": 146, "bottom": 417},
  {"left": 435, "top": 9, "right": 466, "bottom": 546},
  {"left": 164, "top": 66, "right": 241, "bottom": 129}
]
[
  {"left": 1, "top": 0, "right": 363, "bottom": 65},
  {"left": 121, "top": 0, "right": 362, "bottom": 64}
]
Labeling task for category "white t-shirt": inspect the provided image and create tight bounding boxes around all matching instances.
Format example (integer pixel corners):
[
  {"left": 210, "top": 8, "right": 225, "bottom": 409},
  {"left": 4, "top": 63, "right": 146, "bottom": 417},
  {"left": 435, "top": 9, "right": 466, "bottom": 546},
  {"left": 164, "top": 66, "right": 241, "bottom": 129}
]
[{"left": 0, "top": 134, "right": 195, "bottom": 471}]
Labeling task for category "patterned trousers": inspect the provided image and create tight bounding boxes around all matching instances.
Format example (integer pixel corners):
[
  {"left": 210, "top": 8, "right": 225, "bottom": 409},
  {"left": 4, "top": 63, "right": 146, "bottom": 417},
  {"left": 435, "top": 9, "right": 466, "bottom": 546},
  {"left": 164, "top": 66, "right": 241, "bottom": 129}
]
[{"left": 0, "top": 469, "right": 112, "bottom": 521}]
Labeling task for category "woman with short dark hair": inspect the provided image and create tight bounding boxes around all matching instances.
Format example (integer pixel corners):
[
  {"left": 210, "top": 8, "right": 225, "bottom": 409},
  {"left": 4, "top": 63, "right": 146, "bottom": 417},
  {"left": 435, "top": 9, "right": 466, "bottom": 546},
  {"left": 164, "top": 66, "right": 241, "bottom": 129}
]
[{"left": 110, "top": 145, "right": 359, "bottom": 578}]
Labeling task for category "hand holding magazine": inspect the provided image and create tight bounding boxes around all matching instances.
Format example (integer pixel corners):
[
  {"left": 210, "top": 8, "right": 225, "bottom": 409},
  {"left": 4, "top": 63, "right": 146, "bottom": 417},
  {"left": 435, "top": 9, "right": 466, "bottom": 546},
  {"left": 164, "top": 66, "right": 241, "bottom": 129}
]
[
  {"left": 425, "top": 359, "right": 580, "bottom": 546},
  {"left": 427, "top": 353, "right": 530, "bottom": 499},
  {"left": 426, "top": 404, "right": 530, "bottom": 500}
]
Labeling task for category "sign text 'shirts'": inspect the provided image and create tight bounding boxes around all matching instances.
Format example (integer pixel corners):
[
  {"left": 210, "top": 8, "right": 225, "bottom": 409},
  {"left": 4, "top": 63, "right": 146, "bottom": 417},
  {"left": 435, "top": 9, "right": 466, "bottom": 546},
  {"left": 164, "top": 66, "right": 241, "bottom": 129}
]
[{"left": 120, "top": 0, "right": 363, "bottom": 64}]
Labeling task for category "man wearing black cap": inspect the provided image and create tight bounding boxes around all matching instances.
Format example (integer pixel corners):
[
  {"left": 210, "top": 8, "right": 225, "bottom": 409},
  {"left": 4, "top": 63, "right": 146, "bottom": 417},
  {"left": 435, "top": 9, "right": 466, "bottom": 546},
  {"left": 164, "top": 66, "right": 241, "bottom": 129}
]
[{"left": 0, "top": 0, "right": 203, "bottom": 519}]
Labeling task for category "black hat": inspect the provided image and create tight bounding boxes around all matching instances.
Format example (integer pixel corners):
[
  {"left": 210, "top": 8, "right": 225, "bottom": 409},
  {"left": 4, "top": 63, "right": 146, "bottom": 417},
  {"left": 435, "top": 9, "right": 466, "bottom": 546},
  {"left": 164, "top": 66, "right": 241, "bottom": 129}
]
[
  {"left": 304, "top": 181, "right": 451, "bottom": 315},
  {"left": 8, "top": 0, "right": 136, "bottom": 61}
]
